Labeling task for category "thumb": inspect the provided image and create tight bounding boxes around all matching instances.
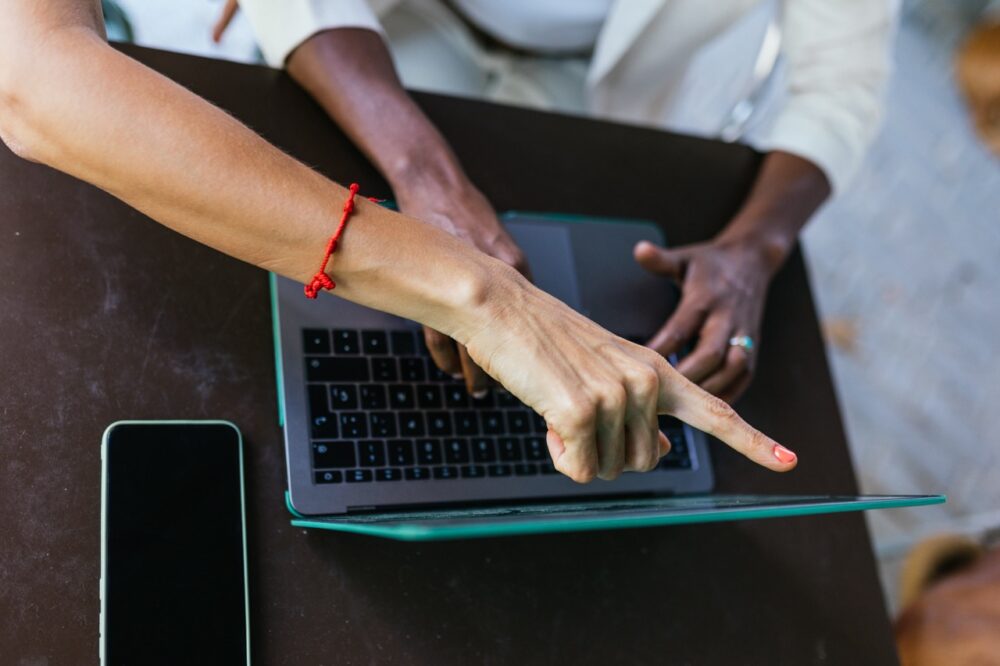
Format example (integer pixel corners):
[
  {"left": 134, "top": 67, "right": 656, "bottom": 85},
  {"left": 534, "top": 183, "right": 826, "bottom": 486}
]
[{"left": 634, "top": 240, "right": 688, "bottom": 280}]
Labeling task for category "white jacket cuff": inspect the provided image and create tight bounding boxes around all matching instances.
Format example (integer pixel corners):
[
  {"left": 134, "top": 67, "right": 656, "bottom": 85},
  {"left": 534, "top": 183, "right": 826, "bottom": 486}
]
[
  {"left": 239, "top": 0, "right": 385, "bottom": 67},
  {"left": 753, "top": 107, "right": 866, "bottom": 195}
]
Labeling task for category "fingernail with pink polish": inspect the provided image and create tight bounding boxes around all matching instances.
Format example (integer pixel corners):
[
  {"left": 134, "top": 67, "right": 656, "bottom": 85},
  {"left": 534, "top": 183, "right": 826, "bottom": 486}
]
[{"left": 772, "top": 444, "right": 797, "bottom": 464}]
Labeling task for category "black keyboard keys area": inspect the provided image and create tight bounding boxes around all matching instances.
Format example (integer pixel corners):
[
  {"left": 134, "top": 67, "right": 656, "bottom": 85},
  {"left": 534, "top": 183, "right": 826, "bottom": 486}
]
[
  {"left": 362, "top": 330, "right": 389, "bottom": 355},
  {"left": 303, "top": 329, "right": 330, "bottom": 354},
  {"left": 313, "top": 442, "right": 355, "bottom": 468},
  {"left": 303, "top": 327, "right": 695, "bottom": 486},
  {"left": 306, "top": 357, "right": 368, "bottom": 382},
  {"left": 391, "top": 330, "right": 417, "bottom": 356},
  {"left": 333, "top": 330, "right": 360, "bottom": 354}
]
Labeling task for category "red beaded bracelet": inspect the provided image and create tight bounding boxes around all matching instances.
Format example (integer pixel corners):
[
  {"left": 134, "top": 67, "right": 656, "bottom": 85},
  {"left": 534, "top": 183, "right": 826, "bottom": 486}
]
[{"left": 303, "top": 183, "right": 377, "bottom": 299}]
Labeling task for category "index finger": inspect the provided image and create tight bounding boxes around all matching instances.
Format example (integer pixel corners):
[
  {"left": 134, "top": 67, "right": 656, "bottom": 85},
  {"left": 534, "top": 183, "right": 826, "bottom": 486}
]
[{"left": 657, "top": 364, "right": 797, "bottom": 472}]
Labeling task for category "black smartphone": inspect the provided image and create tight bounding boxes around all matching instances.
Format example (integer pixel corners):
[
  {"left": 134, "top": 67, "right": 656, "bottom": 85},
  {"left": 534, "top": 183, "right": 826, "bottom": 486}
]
[{"left": 101, "top": 421, "right": 250, "bottom": 665}]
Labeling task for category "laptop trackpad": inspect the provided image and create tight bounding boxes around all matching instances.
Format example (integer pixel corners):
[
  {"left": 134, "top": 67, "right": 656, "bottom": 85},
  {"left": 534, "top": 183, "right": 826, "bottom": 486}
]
[{"left": 506, "top": 223, "right": 582, "bottom": 310}]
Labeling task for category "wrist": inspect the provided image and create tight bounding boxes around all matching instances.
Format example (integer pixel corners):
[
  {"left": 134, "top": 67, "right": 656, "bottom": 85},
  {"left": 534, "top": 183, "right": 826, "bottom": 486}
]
[
  {"left": 714, "top": 217, "right": 798, "bottom": 277},
  {"left": 434, "top": 256, "right": 527, "bottom": 344},
  {"left": 386, "top": 147, "right": 474, "bottom": 203}
]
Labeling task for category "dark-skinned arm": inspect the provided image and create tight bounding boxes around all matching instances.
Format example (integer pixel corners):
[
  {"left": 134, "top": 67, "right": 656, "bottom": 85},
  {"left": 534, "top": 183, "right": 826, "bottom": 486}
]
[{"left": 286, "top": 28, "right": 527, "bottom": 396}]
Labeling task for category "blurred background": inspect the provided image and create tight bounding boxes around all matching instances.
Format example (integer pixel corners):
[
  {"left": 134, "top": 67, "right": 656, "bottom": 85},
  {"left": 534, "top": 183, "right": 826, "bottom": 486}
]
[{"left": 105, "top": 0, "right": 1000, "bottom": 615}]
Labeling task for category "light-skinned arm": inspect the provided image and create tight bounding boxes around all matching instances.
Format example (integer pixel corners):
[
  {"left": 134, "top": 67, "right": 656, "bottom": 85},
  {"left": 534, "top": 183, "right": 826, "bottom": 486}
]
[{"left": 0, "top": 0, "right": 798, "bottom": 481}]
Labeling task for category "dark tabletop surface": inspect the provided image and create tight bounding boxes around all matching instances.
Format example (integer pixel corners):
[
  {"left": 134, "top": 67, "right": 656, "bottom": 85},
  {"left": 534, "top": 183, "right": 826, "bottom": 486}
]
[{"left": 0, "top": 45, "right": 897, "bottom": 665}]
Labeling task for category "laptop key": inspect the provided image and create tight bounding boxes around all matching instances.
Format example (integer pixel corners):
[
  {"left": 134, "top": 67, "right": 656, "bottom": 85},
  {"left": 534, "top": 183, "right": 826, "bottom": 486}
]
[
  {"left": 312, "top": 441, "right": 355, "bottom": 468},
  {"left": 332, "top": 329, "right": 360, "bottom": 355},
  {"left": 371, "top": 357, "right": 398, "bottom": 382},
  {"left": 659, "top": 457, "right": 692, "bottom": 469},
  {"left": 308, "top": 384, "right": 330, "bottom": 418},
  {"left": 400, "top": 357, "right": 426, "bottom": 382},
  {"left": 539, "top": 462, "right": 559, "bottom": 475},
  {"left": 369, "top": 413, "right": 397, "bottom": 438},
  {"left": 531, "top": 412, "right": 547, "bottom": 434},
  {"left": 405, "top": 467, "right": 431, "bottom": 481},
  {"left": 387, "top": 440, "right": 414, "bottom": 466},
  {"left": 434, "top": 466, "right": 459, "bottom": 480},
  {"left": 461, "top": 465, "right": 486, "bottom": 479},
  {"left": 524, "top": 436, "right": 547, "bottom": 461},
  {"left": 361, "top": 330, "right": 389, "bottom": 355},
  {"left": 416, "top": 438, "right": 442, "bottom": 465},
  {"left": 391, "top": 330, "right": 417, "bottom": 356},
  {"left": 427, "top": 412, "right": 453, "bottom": 436},
  {"left": 471, "top": 437, "right": 497, "bottom": 463},
  {"left": 358, "top": 440, "right": 386, "bottom": 467},
  {"left": 388, "top": 384, "right": 416, "bottom": 409},
  {"left": 454, "top": 411, "right": 479, "bottom": 436},
  {"left": 498, "top": 437, "right": 522, "bottom": 461},
  {"left": 306, "top": 356, "right": 369, "bottom": 382},
  {"left": 359, "top": 384, "right": 387, "bottom": 410},
  {"left": 303, "top": 329, "right": 331, "bottom": 355},
  {"left": 311, "top": 414, "right": 339, "bottom": 439},
  {"left": 416, "top": 384, "right": 443, "bottom": 409},
  {"left": 488, "top": 464, "right": 513, "bottom": 477},
  {"left": 425, "top": 358, "right": 453, "bottom": 382},
  {"left": 328, "top": 384, "right": 358, "bottom": 410},
  {"left": 339, "top": 412, "right": 367, "bottom": 438},
  {"left": 346, "top": 469, "right": 374, "bottom": 483},
  {"left": 481, "top": 411, "right": 504, "bottom": 435},
  {"left": 376, "top": 468, "right": 402, "bottom": 481},
  {"left": 444, "top": 385, "right": 470, "bottom": 408},
  {"left": 444, "top": 438, "right": 470, "bottom": 464},
  {"left": 506, "top": 411, "right": 531, "bottom": 434},
  {"left": 515, "top": 463, "right": 538, "bottom": 476},
  {"left": 496, "top": 390, "right": 521, "bottom": 408},
  {"left": 315, "top": 470, "right": 342, "bottom": 484},
  {"left": 399, "top": 412, "right": 426, "bottom": 437}
]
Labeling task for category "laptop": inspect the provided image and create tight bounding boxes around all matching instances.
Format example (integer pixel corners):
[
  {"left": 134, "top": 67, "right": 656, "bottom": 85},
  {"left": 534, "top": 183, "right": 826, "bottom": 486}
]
[{"left": 269, "top": 212, "right": 943, "bottom": 540}]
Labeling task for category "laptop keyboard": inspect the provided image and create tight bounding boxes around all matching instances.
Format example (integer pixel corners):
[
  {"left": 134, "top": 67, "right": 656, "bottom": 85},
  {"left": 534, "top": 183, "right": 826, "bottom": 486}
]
[{"left": 303, "top": 328, "right": 693, "bottom": 484}]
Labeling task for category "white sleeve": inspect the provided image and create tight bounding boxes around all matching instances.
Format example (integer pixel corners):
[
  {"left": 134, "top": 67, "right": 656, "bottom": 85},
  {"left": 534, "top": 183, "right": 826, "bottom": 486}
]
[
  {"left": 756, "top": 0, "right": 899, "bottom": 193},
  {"left": 237, "top": 0, "right": 385, "bottom": 67}
]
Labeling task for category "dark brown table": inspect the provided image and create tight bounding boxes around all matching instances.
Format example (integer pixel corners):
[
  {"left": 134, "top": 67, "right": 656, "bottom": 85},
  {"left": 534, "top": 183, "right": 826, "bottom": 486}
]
[{"left": 0, "top": 45, "right": 898, "bottom": 665}]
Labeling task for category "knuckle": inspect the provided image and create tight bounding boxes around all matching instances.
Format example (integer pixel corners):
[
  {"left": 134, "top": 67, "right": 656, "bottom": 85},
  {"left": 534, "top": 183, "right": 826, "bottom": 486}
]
[
  {"left": 558, "top": 395, "right": 597, "bottom": 430},
  {"left": 747, "top": 428, "right": 770, "bottom": 454},
  {"left": 705, "top": 395, "right": 739, "bottom": 432},
  {"left": 600, "top": 383, "right": 628, "bottom": 413},
  {"left": 626, "top": 364, "right": 659, "bottom": 396},
  {"left": 703, "top": 347, "right": 725, "bottom": 366}
]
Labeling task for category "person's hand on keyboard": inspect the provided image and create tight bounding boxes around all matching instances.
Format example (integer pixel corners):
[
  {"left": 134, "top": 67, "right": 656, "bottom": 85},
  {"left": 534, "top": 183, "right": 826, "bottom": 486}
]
[
  {"left": 395, "top": 182, "right": 531, "bottom": 400},
  {"left": 459, "top": 264, "right": 799, "bottom": 482}
]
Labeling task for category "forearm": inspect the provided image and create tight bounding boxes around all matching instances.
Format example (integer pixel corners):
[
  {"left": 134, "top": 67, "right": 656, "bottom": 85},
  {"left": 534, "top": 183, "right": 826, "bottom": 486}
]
[
  {"left": 0, "top": 22, "right": 502, "bottom": 340},
  {"left": 286, "top": 28, "right": 472, "bottom": 197},
  {"left": 715, "top": 150, "right": 831, "bottom": 273}
]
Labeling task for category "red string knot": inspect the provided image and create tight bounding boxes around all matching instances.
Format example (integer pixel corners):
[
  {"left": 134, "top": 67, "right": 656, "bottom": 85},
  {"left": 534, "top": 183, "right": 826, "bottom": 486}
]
[{"left": 302, "top": 182, "right": 364, "bottom": 300}]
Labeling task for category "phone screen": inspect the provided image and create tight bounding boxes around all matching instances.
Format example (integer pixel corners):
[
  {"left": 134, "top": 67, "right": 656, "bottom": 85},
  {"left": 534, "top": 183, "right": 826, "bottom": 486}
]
[{"left": 102, "top": 422, "right": 248, "bottom": 665}]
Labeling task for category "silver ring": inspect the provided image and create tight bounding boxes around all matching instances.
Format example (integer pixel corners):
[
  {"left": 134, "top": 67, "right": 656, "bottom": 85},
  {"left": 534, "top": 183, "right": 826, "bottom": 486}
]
[{"left": 729, "top": 335, "right": 755, "bottom": 355}]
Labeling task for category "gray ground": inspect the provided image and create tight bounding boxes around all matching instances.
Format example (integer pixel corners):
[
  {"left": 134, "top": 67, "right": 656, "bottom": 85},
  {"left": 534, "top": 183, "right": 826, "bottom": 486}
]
[{"left": 117, "top": 0, "right": 1000, "bottom": 615}]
